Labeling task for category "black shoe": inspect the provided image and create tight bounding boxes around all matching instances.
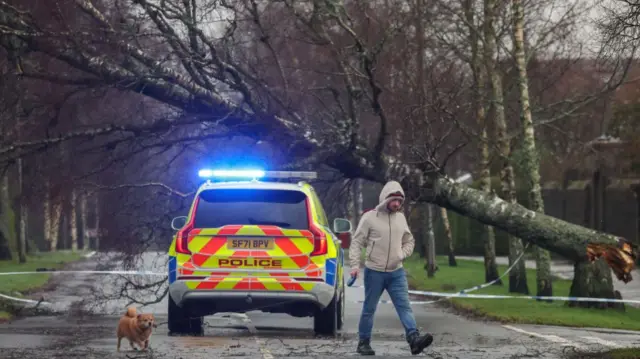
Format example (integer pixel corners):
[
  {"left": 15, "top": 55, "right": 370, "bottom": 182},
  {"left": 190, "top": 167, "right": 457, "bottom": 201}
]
[
  {"left": 357, "top": 338, "right": 376, "bottom": 355},
  {"left": 407, "top": 331, "right": 433, "bottom": 355}
]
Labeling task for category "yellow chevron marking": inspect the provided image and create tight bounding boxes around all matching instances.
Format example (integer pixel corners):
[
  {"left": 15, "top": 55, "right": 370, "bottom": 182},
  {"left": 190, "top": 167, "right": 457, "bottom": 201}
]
[
  {"left": 215, "top": 278, "right": 240, "bottom": 290},
  {"left": 258, "top": 278, "right": 287, "bottom": 291},
  {"left": 196, "top": 228, "right": 221, "bottom": 235}
]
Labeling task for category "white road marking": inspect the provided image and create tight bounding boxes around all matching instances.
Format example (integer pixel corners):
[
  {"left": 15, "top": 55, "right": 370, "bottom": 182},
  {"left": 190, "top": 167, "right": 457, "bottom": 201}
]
[
  {"left": 581, "top": 336, "right": 622, "bottom": 348},
  {"left": 256, "top": 337, "right": 275, "bottom": 359},
  {"left": 503, "top": 325, "right": 584, "bottom": 349}
]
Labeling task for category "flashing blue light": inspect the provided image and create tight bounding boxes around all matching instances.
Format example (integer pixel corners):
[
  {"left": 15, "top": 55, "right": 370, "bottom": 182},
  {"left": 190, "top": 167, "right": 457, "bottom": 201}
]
[{"left": 198, "top": 169, "right": 266, "bottom": 179}]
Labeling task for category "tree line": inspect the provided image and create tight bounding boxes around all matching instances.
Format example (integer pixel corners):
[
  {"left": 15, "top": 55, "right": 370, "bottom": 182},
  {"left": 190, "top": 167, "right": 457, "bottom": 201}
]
[{"left": 0, "top": 0, "right": 638, "bottom": 307}]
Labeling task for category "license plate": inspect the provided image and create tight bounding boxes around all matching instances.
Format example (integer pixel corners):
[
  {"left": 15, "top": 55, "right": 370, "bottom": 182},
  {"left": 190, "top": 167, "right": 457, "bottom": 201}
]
[{"left": 227, "top": 238, "right": 274, "bottom": 250}]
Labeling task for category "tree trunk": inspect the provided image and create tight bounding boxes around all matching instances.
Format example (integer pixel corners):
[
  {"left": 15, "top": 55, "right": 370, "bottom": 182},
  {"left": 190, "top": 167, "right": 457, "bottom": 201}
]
[
  {"left": 424, "top": 204, "right": 437, "bottom": 277},
  {"left": 94, "top": 194, "right": 100, "bottom": 251},
  {"left": 441, "top": 207, "right": 457, "bottom": 266},
  {"left": 44, "top": 180, "right": 51, "bottom": 250},
  {"left": 350, "top": 178, "right": 363, "bottom": 225},
  {"left": 483, "top": 0, "right": 526, "bottom": 293},
  {"left": 0, "top": 175, "right": 16, "bottom": 257},
  {"left": 430, "top": 175, "right": 628, "bottom": 263},
  {"left": 50, "top": 199, "right": 62, "bottom": 252},
  {"left": 70, "top": 189, "right": 78, "bottom": 251},
  {"left": 0, "top": 231, "right": 10, "bottom": 260},
  {"left": 465, "top": 0, "right": 501, "bottom": 284},
  {"left": 16, "top": 158, "right": 26, "bottom": 263},
  {"left": 568, "top": 258, "right": 621, "bottom": 310},
  {"left": 479, "top": 128, "right": 500, "bottom": 283},
  {"left": 512, "top": 0, "right": 552, "bottom": 299},
  {"left": 567, "top": 173, "right": 618, "bottom": 307},
  {"left": 0, "top": 175, "right": 12, "bottom": 260},
  {"left": 80, "top": 192, "right": 87, "bottom": 251}
]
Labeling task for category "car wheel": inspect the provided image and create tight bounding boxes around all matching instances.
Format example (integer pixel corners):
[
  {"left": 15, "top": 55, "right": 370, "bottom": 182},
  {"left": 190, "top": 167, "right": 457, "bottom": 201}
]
[
  {"left": 168, "top": 294, "right": 204, "bottom": 336},
  {"left": 313, "top": 291, "right": 338, "bottom": 336}
]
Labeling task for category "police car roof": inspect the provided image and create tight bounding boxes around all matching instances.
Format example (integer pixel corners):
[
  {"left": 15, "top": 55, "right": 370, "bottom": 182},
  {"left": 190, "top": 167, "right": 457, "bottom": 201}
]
[{"left": 198, "top": 180, "right": 308, "bottom": 192}]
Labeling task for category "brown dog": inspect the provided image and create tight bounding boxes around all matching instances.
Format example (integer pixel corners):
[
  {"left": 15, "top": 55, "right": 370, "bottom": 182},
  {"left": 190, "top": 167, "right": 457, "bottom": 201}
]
[{"left": 116, "top": 307, "right": 155, "bottom": 351}]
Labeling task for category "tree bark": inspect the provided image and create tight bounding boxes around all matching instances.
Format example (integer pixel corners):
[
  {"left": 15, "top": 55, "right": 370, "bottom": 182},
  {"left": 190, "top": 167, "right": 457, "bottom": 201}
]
[
  {"left": 94, "top": 194, "right": 100, "bottom": 251},
  {"left": 465, "top": 0, "right": 501, "bottom": 284},
  {"left": 44, "top": 180, "right": 52, "bottom": 251},
  {"left": 350, "top": 179, "right": 363, "bottom": 225},
  {"left": 441, "top": 207, "right": 457, "bottom": 266},
  {"left": 0, "top": 231, "right": 10, "bottom": 260},
  {"left": 512, "top": 0, "right": 552, "bottom": 298},
  {"left": 50, "top": 199, "right": 62, "bottom": 252},
  {"left": 16, "top": 157, "right": 27, "bottom": 263},
  {"left": 0, "top": 175, "right": 12, "bottom": 260},
  {"left": 80, "top": 191, "right": 87, "bottom": 251},
  {"left": 425, "top": 204, "right": 437, "bottom": 277},
  {"left": 70, "top": 189, "right": 78, "bottom": 252},
  {"left": 429, "top": 176, "right": 628, "bottom": 264},
  {"left": 484, "top": 0, "right": 528, "bottom": 293},
  {"left": 567, "top": 173, "right": 619, "bottom": 306},
  {"left": 568, "top": 258, "right": 620, "bottom": 310}
]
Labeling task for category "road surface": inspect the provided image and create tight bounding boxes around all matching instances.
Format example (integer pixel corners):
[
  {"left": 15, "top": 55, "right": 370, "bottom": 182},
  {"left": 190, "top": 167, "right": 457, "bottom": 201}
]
[{"left": 1, "top": 252, "right": 639, "bottom": 358}]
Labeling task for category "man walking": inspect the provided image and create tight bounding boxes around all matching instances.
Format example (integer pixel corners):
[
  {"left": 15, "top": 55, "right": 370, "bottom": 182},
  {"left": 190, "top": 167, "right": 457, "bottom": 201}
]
[{"left": 349, "top": 180, "right": 434, "bottom": 356}]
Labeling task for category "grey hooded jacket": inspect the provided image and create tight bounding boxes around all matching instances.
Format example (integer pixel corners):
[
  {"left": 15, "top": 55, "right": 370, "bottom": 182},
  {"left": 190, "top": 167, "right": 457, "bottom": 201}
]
[{"left": 348, "top": 181, "right": 416, "bottom": 272}]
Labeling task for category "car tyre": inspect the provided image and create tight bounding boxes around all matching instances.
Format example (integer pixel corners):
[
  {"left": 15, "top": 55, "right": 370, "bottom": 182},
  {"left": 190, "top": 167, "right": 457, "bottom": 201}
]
[
  {"left": 168, "top": 294, "right": 204, "bottom": 336},
  {"left": 314, "top": 290, "right": 340, "bottom": 336}
]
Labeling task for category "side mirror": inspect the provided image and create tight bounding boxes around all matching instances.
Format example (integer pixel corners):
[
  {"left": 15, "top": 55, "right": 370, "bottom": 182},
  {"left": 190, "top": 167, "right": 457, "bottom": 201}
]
[
  {"left": 171, "top": 216, "right": 188, "bottom": 231},
  {"left": 333, "top": 218, "right": 352, "bottom": 234}
]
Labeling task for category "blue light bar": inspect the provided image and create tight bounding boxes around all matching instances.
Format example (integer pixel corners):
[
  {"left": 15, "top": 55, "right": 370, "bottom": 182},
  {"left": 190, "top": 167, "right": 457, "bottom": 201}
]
[
  {"left": 198, "top": 169, "right": 266, "bottom": 178},
  {"left": 197, "top": 169, "right": 317, "bottom": 180}
]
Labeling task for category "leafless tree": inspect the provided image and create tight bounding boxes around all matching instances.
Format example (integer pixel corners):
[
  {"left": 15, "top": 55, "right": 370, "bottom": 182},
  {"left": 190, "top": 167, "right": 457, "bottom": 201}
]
[{"left": 0, "top": 0, "right": 634, "bottom": 290}]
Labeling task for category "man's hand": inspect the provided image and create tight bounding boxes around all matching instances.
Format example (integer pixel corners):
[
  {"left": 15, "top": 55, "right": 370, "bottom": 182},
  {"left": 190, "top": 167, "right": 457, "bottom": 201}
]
[{"left": 350, "top": 268, "right": 360, "bottom": 278}]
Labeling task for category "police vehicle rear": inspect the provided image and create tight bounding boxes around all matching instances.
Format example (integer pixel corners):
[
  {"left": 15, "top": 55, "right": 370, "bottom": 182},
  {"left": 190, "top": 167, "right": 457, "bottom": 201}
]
[{"left": 167, "top": 169, "right": 352, "bottom": 336}]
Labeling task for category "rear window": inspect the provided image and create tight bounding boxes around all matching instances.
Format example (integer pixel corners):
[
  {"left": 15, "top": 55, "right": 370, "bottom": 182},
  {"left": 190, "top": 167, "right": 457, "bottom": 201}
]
[{"left": 193, "top": 189, "right": 310, "bottom": 229}]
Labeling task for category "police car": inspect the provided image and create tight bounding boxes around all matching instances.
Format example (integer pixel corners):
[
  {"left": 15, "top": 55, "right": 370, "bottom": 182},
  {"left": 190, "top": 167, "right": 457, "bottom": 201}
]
[{"left": 167, "top": 169, "right": 352, "bottom": 336}]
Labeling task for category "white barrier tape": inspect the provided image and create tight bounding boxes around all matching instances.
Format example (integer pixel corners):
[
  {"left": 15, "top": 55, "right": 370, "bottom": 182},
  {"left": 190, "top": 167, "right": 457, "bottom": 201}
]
[
  {"left": 0, "top": 270, "right": 166, "bottom": 276},
  {"left": 350, "top": 244, "right": 529, "bottom": 301},
  {"left": 0, "top": 292, "right": 53, "bottom": 306},
  {"left": 352, "top": 291, "right": 640, "bottom": 305}
]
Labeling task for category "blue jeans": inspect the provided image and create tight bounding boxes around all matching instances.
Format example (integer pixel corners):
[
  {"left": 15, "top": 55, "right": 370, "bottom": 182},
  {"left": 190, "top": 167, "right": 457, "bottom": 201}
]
[{"left": 358, "top": 267, "right": 418, "bottom": 340}]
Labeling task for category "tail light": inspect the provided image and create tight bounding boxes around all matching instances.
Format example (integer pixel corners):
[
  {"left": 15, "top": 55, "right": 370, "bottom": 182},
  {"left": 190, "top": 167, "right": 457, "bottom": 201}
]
[
  {"left": 175, "top": 198, "right": 200, "bottom": 255},
  {"left": 175, "top": 221, "right": 193, "bottom": 255},
  {"left": 307, "top": 198, "right": 328, "bottom": 256}
]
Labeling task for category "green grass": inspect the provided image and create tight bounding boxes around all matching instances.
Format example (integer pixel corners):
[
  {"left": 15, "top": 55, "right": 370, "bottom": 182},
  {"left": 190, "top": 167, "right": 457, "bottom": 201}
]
[
  {"left": 608, "top": 348, "right": 640, "bottom": 359},
  {"left": 568, "top": 348, "right": 640, "bottom": 359},
  {"left": 403, "top": 255, "right": 640, "bottom": 331},
  {"left": 0, "top": 251, "right": 85, "bottom": 320}
]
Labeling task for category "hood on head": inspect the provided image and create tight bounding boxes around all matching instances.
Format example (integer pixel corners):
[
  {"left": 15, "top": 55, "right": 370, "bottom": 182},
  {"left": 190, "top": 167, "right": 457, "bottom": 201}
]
[{"left": 375, "top": 181, "right": 405, "bottom": 211}]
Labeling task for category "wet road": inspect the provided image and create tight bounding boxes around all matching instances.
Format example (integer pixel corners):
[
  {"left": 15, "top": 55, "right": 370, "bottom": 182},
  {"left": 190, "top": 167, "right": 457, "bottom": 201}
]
[{"left": 1, "top": 252, "right": 639, "bottom": 358}]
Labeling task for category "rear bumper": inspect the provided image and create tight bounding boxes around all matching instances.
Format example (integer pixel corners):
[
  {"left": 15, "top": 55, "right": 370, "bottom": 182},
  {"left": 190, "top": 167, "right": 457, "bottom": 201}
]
[{"left": 169, "top": 280, "right": 335, "bottom": 314}]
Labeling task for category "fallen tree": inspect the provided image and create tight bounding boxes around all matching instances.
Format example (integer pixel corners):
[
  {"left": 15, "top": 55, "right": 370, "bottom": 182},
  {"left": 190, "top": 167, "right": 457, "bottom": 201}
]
[{"left": 0, "top": 0, "right": 635, "bottom": 280}]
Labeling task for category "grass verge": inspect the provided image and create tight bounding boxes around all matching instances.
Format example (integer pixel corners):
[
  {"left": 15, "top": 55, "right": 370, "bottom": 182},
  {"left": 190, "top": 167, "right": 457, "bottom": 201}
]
[
  {"left": 566, "top": 348, "right": 640, "bottom": 359},
  {"left": 0, "top": 250, "right": 85, "bottom": 320},
  {"left": 605, "top": 348, "right": 640, "bottom": 359},
  {"left": 403, "top": 255, "right": 640, "bottom": 331}
]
